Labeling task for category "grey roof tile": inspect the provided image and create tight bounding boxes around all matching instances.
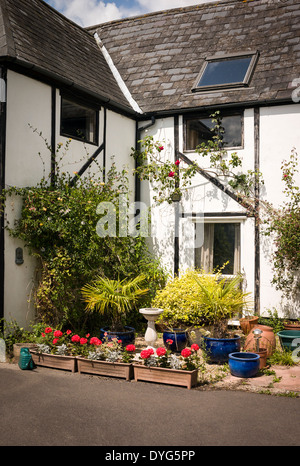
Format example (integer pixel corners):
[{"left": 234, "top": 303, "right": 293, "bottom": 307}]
[{"left": 89, "top": 0, "right": 300, "bottom": 114}]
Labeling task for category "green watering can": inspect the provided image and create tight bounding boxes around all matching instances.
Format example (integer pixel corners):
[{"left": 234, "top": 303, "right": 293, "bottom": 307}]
[{"left": 18, "top": 347, "right": 36, "bottom": 370}]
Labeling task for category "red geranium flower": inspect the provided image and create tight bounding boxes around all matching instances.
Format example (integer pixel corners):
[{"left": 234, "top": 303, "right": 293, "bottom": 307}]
[
  {"left": 66, "top": 330, "right": 72, "bottom": 335},
  {"left": 80, "top": 338, "right": 88, "bottom": 345},
  {"left": 90, "top": 337, "right": 102, "bottom": 346},
  {"left": 156, "top": 347, "right": 166, "bottom": 357},
  {"left": 181, "top": 348, "right": 192, "bottom": 358},
  {"left": 45, "top": 327, "right": 52, "bottom": 334},
  {"left": 140, "top": 348, "right": 154, "bottom": 359},
  {"left": 126, "top": 344, "right": 136, "bottom": 352},
  {"left": 71, "top": 334, "right": 80, "bottom": 343},
  {"left": 53, "top": 338, "right": 59, "bottom": 344},
  {"left": 166, "top": 339, "right": 173, "bottom": 345},
  {"left": 191, "top": 343, "right": 199, "bottom": 351},
  {"left": 53, "top": 330, "right": 63, "bottom": 338}
]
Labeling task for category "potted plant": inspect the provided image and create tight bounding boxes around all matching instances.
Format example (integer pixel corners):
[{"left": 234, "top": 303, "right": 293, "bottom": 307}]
[
  {"left": 30, "top": 326, "right": 78, "bottom": 372},
  {"left": 189, "top": 273, "right": 253, "bottom": 363},
  {"left": 283, "top": 319, "right": 300, "bottom": 331},
  {"left": 81, "top": 274, "right": 149, "bottom": 345},
  {"left": 133, "top": 344, "right": 202, "bottom": 389},
  {"left": 76, "top": 335, "right": 136, "bottom": 381}
]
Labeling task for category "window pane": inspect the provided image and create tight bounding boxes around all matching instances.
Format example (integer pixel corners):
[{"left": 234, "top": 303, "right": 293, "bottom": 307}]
[
  {"left": 195, "top": 222, "right": 240, "bottom": 275},
  {"left": 213, "top": 223, "right": 236, "bottom": 274},
  {"left": 198, "top": 57, "right": 252, "bottom": 87},
  {"left": 61, "top": 98, "right": 97, "bottom": 143},
  {"left": 185, "top": 114, "right": 242, "bottom": 150}
]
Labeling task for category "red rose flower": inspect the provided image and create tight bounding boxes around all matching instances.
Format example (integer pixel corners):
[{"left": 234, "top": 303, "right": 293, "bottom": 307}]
[
  {"left": 181, "top": 348, "right": 192, "bottom": 358},
  {"left": 175, "top": 160, "right": 180, "bottom": 166},
  {"left": 156, "top": 347, "right": 166, "bottom": 357},
  {"left": 168, "top": 171, "right": 175, "bottom": 177}
]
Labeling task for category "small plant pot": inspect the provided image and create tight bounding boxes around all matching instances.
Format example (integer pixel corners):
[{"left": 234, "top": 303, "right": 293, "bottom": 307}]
[
  {"left": 239, "top": 316, "right": 259, "bottom": 335},
  {"left": 283, "top": 322, "right": 300, "bottom": 331},
  {"left": 229, "top": 352, "right": 260, "bottom": 378},
  {"left": 255, "top": 347, "right": 268, "bottom": 369}
]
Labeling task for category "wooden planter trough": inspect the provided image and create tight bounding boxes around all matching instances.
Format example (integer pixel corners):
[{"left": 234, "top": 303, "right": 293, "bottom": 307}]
[
  {"left": 30, "top": 351, "right": 77, "bottom": 372},
  {"left": 76, "top": 357, "right": 133, "bottom": 381},
  {"left": 133, "top": 364, "right": 198, "bottom": 389}
]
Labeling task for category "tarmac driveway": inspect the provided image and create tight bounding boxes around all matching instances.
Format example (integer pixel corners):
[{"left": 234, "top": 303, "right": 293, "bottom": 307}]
[{"left": 0, "top": 363, "right": 299, "bottom": 448}]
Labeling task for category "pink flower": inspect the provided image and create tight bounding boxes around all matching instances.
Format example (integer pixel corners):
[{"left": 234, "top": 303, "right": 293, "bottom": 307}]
[
  {"left": 175, "top": 160, "right": 180, "bottom": 166},
  {"left": 80, "top": 338, "right": 88, "bottom": 345},
  {"left": 156, "top": 347, "right": 166, "bottom": 357},
  {"left": 191, "top": 344, "right": 199, "bottom": 351},
  {"left": 168, "top": 171, "right": 175, "bottom": 177},
  {"left": 53, "top": 330, "right": 63, "bottom": 338},
  {"left": 181, "top": 348, "right": 192, "bottom": 358},
  {"left": 126, "top": 344, "right": 136, "bottom": 352},
  {"left": 71, "top": 334, "right": 81, "bottom": 343}
]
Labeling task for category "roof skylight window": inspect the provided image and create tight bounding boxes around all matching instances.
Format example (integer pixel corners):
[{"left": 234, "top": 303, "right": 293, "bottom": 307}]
[{"left": 193, "top": 52, "right": 258, "bottom": 91}]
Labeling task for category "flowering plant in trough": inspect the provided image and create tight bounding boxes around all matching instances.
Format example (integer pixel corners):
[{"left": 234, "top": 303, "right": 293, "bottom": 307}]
[
  {"left": 138, "top": 343, "right": 202, "bottom": 371},
  {"left": 34, "top": 326, "right": 136, "bottom": 363}
]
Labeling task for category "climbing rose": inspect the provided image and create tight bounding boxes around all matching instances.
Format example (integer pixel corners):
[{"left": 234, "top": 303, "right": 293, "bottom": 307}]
[
  {"left": 156, "top": 347, "right": 166, "bottom": 357},
  {"left": 71, "top": 334, "right": 81, "bottom": 343},
  {"left": 158, "top": 146, "right": 164, "bottom": 151},
  {"left": 168, "top": 171, "right": 175, "bottom": 177},
  {"left": 181, "top": 348, "right": 192, "bottom": 358},
  {"left": 191, "top": 344, "right": 199, "bottom": 351},
  {"left": 175, "top": 160, "right": 180, "bottom": 166}
]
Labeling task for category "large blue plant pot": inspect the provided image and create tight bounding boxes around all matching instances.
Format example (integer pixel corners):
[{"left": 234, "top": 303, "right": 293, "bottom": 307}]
[
  {"left": 163, "top": 329, "right": 188, "bottom": 353},
  {"left": 100, "top": 326, "right": 135, "bottom": 346},
  {"left": 229, "top": 352, "right": 260, "bottom": 378},
  {"left": 204, "top": 335, "right": 241, "bottom": 363},
  {"left": 277, "top": 330, "right": 300, "bottom": 351}
]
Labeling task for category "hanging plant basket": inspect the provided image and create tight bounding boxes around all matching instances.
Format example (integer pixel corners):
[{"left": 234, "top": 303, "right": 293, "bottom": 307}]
[
  {"left": 132, "top": 364, "right": 198, "bottom": 389},
  {"left": 30, "top": 351, "right": 77, "bottom": 372},
  {"left": 77, "top": 357, "right": 133, "bottom": 381}
]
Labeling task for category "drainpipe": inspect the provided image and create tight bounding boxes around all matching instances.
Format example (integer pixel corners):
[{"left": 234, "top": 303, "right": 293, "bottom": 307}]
[
  {"left": 0, "top": 66, "right": 7, "bottom": 328},
  {"left": 135, "top": 116, "right": 156, "bottom": 204}
]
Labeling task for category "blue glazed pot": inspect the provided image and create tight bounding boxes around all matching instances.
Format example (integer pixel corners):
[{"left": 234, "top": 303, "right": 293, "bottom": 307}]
[
  {"left": 163, "top": 329, "right": 188, "bottom": 353},
  {"left": 204, "top": 335, "right": 241, "bottom": 363},
  {"left": 100, "top": 326, "right": 135, "bottom": 346},
  {"left": 229, "top": 352, "right": 260, "bottom": 378},
  {"left": 277, "top": 330, "right": 300, "bottom": 351}
]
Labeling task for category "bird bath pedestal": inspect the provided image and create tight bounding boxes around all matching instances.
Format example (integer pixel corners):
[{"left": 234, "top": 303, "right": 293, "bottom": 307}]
[{"left": 139, "top": 308, "right": 163, "bottom": 347}]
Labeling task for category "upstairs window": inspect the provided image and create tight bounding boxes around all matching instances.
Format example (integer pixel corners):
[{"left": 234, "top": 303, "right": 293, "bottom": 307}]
[
  {"left": 61, "top": 97, "right": 99, "bottom": 145},
  {"left": 184, "top": 111, "right": 243, "bottom": 150},
  {"left": 193, "top": 52, "right": 258, "bottom": 91}
]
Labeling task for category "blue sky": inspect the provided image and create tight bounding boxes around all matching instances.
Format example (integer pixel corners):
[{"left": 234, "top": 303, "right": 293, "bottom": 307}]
[{"left": 45, "top": 0, "right": 216, "bottom": 27}]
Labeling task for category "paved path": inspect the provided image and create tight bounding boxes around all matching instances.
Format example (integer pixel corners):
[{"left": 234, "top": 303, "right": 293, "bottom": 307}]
[{"left": 0, "top": 362, "right": 299, "bottom": 448}]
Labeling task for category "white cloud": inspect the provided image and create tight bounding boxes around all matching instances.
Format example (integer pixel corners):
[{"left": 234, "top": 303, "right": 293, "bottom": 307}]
[{"left": 47, "top": 0, "right": 216, "bottom": 27}]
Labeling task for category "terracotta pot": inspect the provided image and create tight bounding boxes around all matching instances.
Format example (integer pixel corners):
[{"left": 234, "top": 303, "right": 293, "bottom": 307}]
[
  {"left": 244, "top": 325, "right": 276, "bottom": 357},
  {"left": 239, "top": 316, "right": 259, "bottom": 335},
  {"left": 255, "top": 347, "right": 268, "bottom": 369},
  {"left": 283, "top": 322, "right": 300, "bottom": 331}
]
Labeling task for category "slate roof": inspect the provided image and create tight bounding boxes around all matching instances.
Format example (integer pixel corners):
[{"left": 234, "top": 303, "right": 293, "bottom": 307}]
[
  {"left": 89, "top": 0, "right": 300, "bottom": 115},
  {"left": 0, "top": 0, "right": 133, "bottom": 114}
]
